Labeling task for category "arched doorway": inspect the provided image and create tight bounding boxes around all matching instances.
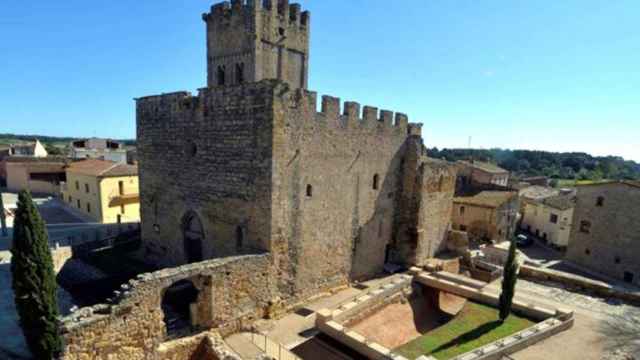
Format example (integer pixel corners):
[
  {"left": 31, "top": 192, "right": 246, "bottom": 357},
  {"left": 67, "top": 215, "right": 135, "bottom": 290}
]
[
  {"left": 162, "top": 280, "right": 199, "bottom": 339},
  {"left": 182, "top": 212, "right": 204, "bottom": 264}
]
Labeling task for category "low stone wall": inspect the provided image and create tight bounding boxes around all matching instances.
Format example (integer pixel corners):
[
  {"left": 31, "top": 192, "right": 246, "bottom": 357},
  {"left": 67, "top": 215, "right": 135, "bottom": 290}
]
[
  {"left": 520, "top": 264, "right": 640, "bottom": 304},
  {"left": 415, "top": 272, "right": 564, "bottom": 321},
  {"left": 51, "top": 244, "right": 73, "bottom": 273},
  {"left": 414, "top": 271, "right": 574, "bottom": 360},
  {"left": 61, "top": 254, "right": 280, "bottom": 360},
  {"left": 157, "top": 331, "right": 241, "bottom": 360},
  {"left": 318, "top": 320, "right": 408, "bottom": 360},
  {"left": 449, "top": 317, "right": 573, "bottom": 360},
  {"left": 315, "top": 275, "right": 413, "bottom": 360}
]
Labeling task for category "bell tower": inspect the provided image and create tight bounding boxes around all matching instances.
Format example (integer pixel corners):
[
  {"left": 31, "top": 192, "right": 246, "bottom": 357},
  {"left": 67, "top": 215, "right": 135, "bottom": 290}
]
[{"left": 202, "top": 0, "right": 310, "bottom": 89}]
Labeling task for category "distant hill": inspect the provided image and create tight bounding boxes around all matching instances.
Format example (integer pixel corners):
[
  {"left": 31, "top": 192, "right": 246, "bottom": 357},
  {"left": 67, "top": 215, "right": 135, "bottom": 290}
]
[{"left": 428, "top": 148, "right": 640, "bottom": 181}]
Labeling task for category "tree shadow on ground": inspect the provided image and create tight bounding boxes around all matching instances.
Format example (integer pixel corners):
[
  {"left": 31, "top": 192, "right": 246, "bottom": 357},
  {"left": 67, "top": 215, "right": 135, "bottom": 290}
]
[
  {"left": 599, "top": 311, "right": 640, "bottom": 357},
  {"left": 429, "top": 320, "right": 502, "bottom": 355}
]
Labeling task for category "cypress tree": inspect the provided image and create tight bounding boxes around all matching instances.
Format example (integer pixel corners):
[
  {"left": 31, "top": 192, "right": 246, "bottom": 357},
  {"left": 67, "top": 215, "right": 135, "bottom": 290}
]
[
  {"left": 11, "top": 190, "right": 62, "bottom": 359},
  {"left": 499, "top": 236, "right": 519, "bottom": 322}
]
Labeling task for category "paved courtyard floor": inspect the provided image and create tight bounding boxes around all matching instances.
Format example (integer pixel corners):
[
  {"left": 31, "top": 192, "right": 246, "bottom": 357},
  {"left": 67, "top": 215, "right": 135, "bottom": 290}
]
[{"left": 484, "top": 279, "right": 640, "bottom": 360}]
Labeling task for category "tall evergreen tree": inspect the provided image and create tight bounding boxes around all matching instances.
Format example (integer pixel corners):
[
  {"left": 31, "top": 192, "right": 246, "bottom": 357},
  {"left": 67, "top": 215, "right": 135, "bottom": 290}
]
[
  {"left": 11, "top": 190, "right": 62, "bottom": 359},
  {"left": 499, "top": 236, "right": 519, "bottom": 322}
]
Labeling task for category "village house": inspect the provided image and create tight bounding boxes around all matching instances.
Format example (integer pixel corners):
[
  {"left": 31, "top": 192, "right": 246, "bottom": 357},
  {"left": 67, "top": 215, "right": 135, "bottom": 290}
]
[
  {"left": 456, "top": 160, "right": 510, "bottom": 191},
  {"left": 521, "top": 192, "right": 575, "bottom": 250},
  {"left": 61, "top": 159, "right": 140, "bottom": 224},
  {"left": 69, "top": 138, "right": 129, "bottom": 164},
  {"left": 3, "top": 139, "right": 48, "bottom": 158},
  {"left": 566, "top": 181, "right": 640, "bottom": 285},
  {"left": 451, "top": 191, "right": 519, "bottom": 243},
  {"left": 1, "top": 157, "right": 67, "bottom": 194}
]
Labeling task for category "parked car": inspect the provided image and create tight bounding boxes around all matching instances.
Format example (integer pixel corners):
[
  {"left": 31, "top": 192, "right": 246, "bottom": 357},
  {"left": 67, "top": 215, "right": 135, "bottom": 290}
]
[{"left": 516, "top": 234, "right": 533, "bottom": 247}]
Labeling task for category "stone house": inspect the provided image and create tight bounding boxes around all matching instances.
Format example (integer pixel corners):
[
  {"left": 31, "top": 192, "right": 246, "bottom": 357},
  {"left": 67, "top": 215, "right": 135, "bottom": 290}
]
[
  {"left": 456, "top": 160, "right": 510, "bottom": 190},
  {"left": 566, "top": 181, "right": 640, "bottom": 285},
  {"left": 521, "top": 193, "right": 575, "bottom": 250},
  {"left": 61, "top": 159, "right": 140, "bottom": 224},
  {"left": 451, "top": 191, "right": 519, "bottom": 243}
]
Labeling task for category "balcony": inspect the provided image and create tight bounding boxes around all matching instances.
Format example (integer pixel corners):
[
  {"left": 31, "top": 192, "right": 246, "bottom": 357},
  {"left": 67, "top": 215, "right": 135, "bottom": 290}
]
[{"left": 109, "top": 192, "right": 140, "bottom": 207}]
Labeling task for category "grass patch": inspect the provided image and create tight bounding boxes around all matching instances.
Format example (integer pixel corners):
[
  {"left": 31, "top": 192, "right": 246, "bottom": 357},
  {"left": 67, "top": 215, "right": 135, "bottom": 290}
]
[
  {"left": 394, "top": 302, "right": 536, "bottom": 360},
  {"left": 555, "top": 179, "right": 611, "bottom": 188}
]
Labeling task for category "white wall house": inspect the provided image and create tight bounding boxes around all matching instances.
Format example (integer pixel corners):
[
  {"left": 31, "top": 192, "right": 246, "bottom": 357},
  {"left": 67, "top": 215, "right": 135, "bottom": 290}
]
[
  {"left": 69, "top": 138, "right": 128, "bottom": 164},
  {"left": 521, "top": 194, "right": 575, "bottom": 250}
]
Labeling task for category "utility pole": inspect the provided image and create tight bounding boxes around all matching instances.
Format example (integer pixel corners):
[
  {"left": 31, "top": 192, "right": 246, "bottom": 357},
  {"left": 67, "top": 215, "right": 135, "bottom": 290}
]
[{"left": 0, "top": 192, "right": 7, "bottom": 237}]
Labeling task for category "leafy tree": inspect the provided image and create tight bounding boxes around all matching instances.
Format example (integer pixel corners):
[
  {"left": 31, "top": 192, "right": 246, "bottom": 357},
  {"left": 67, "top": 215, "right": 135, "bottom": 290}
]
[
  {"left": 11, "top": 191, "right": 62, "bottom": 359},
  {"left": 44, "top": 143, "right": 64, "bottom": 156},
  {"left": 499, "top": 237, "right": 519, "bottom": 322},
  {"left": 427, "top": 147, "right": 640, "bottom": 181}
]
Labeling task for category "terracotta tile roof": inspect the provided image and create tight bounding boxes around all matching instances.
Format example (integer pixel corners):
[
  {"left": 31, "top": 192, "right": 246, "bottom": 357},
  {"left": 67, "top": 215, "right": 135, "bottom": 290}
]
[
  {"left": 454, "top": 191, "right": 518, "bottom": 208},
  {"left": 4, "top": 156, "right": 68, "bottom": 163},
  {"left": 458, "top": 160, "right": 508, "bottom": 174},
  {"left": 65, "top": 159, "right": 137, "bottom": 178}
]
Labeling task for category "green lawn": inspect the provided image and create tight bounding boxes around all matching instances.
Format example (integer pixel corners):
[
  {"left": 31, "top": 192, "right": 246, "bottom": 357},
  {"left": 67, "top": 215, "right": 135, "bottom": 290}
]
[
  {"left": 554, "top": 179, "right": 611, "bottom": 188},
  {"left": 394, "top": 302, "right": 536, "bottom": 360}
]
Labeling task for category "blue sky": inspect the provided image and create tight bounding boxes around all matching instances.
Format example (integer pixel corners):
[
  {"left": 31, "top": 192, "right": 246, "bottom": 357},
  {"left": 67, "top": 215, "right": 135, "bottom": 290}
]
[{"left": 1, "top": 1, "right": 638, "bottom": 161}]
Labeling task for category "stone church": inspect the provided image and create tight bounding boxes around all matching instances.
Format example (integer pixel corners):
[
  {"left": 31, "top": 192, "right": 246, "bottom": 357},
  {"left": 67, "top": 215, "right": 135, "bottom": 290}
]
[{"left": 136, "top": 0, "right": 457, "bottom": 300}]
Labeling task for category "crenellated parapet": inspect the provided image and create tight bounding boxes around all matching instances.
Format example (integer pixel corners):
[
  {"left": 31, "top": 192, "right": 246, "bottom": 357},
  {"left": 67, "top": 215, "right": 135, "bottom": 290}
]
[
  {"left": 203, "top": 1, "right": 310, "bottom": 89},
  {"left": 289, "top": 88, "right": 421, "bottom": 136},
  {"left": 202, "top": 1, "right": 309, "bottom": 29},
  {"left": 136, "top": 91, "right": 198, "bottom": 120},
  {"left": 136, "top": 81, "right": 423, "bottom": 146}
]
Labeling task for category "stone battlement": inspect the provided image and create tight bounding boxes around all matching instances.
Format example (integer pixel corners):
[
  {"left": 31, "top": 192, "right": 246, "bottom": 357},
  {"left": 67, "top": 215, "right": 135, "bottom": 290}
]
[
  {"left": 136, "top": 81, "right": 422, "bottom": 137},
  {"left": 202, "top": 0, "right": 310, "bottom": 29}
]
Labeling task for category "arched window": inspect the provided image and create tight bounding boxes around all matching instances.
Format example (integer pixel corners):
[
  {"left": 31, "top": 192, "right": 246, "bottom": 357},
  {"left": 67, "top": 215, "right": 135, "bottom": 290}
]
[
  {"left": 236, "top": 226, "right": 244, "bottom": 250},
  {"left": 235, "top": 63, "right": 244, "bottom": 84},
  {"left": 162, "top": 280, "right": 199, "bottom": 339},
  {"left": 596, "top": 196, "right": 605, "bottom": 207},
  {"left": 373, "top": 174, "right": 379, "bottom": 190},
  {"left": 306, "top": 184, "right": 313, "bottom": 197},
  {"left": 217, "top": 65, "right": 226, "bottom": 86}
]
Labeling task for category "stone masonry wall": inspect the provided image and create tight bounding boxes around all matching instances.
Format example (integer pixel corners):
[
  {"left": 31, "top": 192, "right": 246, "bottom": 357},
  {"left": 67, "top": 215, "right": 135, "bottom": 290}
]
[
  {"left": 61, "top": 254, "right": 279, "bottom": 360},
  {"left": 267, "top": 87, "right": 420, "bottom": 298},
  {"left": 203, "top": 1, "right": 310, "bottom": 89},
  {"left": 566, "top": 183, "right": 640, "bottom": 285},
  {"left": 136, "top": 82, "right": 279, "bottom": 268},
  {"left": 394, "top": 138, "right": 457, "bottom": 266}
]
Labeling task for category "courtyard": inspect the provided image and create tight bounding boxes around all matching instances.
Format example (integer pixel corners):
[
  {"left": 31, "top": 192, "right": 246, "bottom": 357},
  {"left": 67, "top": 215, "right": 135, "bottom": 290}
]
[{"left": 395, "top": 302, "right": 536, "bottom": 360}]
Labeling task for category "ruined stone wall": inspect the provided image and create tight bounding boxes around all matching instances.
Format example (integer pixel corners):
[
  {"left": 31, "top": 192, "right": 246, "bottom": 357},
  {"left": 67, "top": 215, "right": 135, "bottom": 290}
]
[
  {"left": 136, "top": 82, "right": 279, "bottom": 267},
  {"left": 268, "top": 88, "right": 416, "bottom": 297},
  {"left": 566, "top": 183, "right": 640, "bottom": 285},
  {"left": 394, "top": 139, "right": 457, "bottom": 266},
  {"left": 61, "top": 254, "right": 279, "bottom": 360}
]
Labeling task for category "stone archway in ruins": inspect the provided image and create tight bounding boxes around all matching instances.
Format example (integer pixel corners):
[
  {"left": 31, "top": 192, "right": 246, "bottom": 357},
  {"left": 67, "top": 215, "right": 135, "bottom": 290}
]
[
  {"left": 161, "top": 279, "right": 199, "bottom": 339},
  {"left": 182, "top": 211, "right": 204, "bottom": 264}
]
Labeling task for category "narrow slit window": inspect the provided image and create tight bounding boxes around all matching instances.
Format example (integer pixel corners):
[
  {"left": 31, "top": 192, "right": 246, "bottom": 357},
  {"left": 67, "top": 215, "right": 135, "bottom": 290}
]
[
  {"left": 306, "top": 184, "right": 313, "bottom": 197},
  {"left": 236, "top": 63, "right": 244, "bottom": 84},
  {"left": 373, "top": 174, "right": 379, "bottom": 190},
  {"left": 217, "top": 65, "right": 226, "bottom": 86}
]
